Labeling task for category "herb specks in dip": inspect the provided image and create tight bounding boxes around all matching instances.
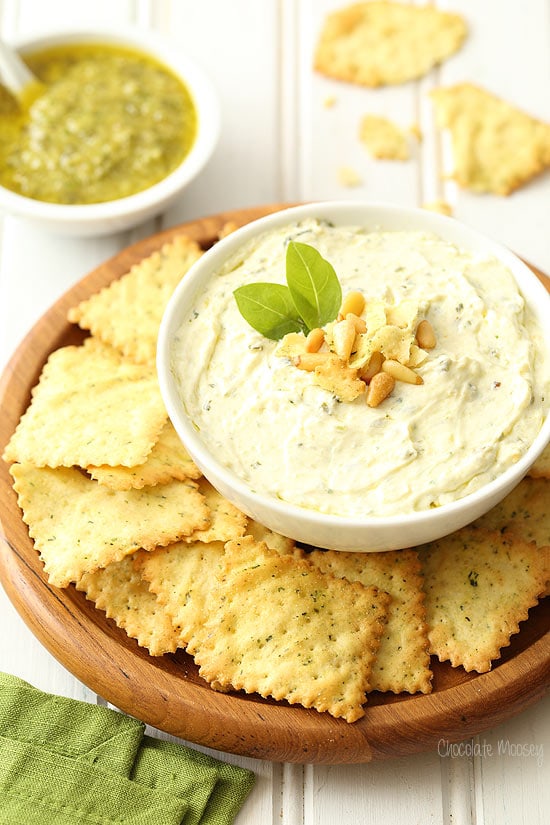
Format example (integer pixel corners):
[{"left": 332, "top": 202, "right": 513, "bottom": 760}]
[{"left": 172, "top": 220, "right": 549, "bottom": 518}]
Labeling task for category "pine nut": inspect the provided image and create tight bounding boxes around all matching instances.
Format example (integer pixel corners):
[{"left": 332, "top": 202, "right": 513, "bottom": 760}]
[
  {"left": 332, "top": 319, "right": 357, "bottom": 361},
  {"left": 346, "top": 313, "right": 367, "bottom": 333},
  {"left": 340, "top": 291, "right": 365, "bottom": 319},
  {"left": 359, "top": 351, "right": 384, "bottom": 383},
  {"left": 305, "top": 327, "right": 325, "bottom": 353},
  {"left": 382, "top": 359, "right": 423, "bottom": 384},
  {"left": 294, "top": 352, "right": 331, "bottom": 371},
  {"left": 366, "top": 372, "right": 395, "bottom": 407},
  {"left": 416, "top": 319, "right": 436, "bottom": 349}
]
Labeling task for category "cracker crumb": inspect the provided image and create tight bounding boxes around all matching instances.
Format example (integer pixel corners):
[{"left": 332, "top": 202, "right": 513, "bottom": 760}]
[
  {"left": 337, "top": 165, "right": 362, "bottom": 187},
  {"left": 359, "top": 115, "right": 410, "bottom": 161}
]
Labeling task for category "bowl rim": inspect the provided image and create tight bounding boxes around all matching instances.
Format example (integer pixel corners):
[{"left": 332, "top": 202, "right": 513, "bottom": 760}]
[
  {"left": 157, "top": 200, "right": 550, "bottom": 536},
  {"left": 0, "top": 24, "right": 220, "bottom": 221}
]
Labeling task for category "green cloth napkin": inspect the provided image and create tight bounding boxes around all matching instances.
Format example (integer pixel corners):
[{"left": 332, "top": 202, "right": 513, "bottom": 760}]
[{"left": 0, "top": 672, "right": 255, "bottom": 825}]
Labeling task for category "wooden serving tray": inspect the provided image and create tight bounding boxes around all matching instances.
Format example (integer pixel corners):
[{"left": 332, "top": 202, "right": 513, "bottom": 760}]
[{"left": 0, "top": 205, "right": 548, "bottom": 764}]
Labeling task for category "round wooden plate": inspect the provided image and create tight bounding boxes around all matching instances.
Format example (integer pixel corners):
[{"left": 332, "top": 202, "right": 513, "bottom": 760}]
[{"left": 0, "top": 205, "right": 548, "bottom": 764}]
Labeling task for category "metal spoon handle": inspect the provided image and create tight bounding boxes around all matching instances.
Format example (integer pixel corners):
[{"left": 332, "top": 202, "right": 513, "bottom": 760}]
[{"left": 0, "top": 39, "right": 36, "bottom": 96}]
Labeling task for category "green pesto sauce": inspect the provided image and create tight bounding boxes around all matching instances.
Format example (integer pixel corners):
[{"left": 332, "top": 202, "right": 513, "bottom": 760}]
[{"left": 0, "top": 42, "right": 197, "bottom": 204}]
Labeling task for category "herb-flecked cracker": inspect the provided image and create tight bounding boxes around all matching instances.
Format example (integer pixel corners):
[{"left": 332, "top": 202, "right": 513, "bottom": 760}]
[
  {"left": 314, "top": 2, "right": 467, "bottom": 88},
  {"left": 10, "top": 463, "right": 210, "bottom": 587},
  {"left": 307, "top": 548, "right": 432, "bottom": 694},
  {"left": 2, "top": 338, "right": 167, "bottom": 469},
  {"left": 431, "top": 83, "right": 550, "bottom": 195},
  {"left": 474, "top": 477, "right": 550, "bottom": 550},
  {"left": 76, "top": 555, "right": 180, "bottom": 656},
  {"left": 135, "top": 540, "right": 226, "bottom": 655},
  {"left": 183, "top": 479, "right": 248, "bottom": 544},
  {"left": 67, "top": 235, "right": 203, "bottom": 365},
  {"left": 88, "top": 420, "right": 201, "bottom": 489},
  {"left": 528, "top": 443, "right": 550, "bottom": 479},
  {"left": 193, "top": 536, "right": 391, "bottom": 722},
  {"left": 421, "top": 527, "right": 548, "bottom": 673},
  {"left": 245, "top": 519, "right": 298, "bottom": 556}
]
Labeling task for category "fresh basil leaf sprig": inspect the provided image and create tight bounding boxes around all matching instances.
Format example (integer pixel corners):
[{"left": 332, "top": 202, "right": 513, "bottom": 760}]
[{"left": 233, "top": 241, "right": 342, "bottom": 340}]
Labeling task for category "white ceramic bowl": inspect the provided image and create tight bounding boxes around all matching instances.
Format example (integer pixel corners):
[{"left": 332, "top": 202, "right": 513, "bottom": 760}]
[
  {"left": 157, "top": 202, "right": 550, "bottom": 552},
  {"left": 0, "top": 27, "right": 220, "bottom": 236}
]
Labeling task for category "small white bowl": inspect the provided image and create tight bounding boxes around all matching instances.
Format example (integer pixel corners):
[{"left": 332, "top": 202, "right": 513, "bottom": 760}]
[
  {"left": 157, "top": 202, "right": 550, "bottom": 552},
  {"left": 0, "top": 27, "right": 220, "bottom": 237}
]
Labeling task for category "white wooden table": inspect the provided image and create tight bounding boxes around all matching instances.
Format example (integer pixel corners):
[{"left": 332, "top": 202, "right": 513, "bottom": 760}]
[{"left": 1, "top": 1, "right": 549, "bottom": 822}]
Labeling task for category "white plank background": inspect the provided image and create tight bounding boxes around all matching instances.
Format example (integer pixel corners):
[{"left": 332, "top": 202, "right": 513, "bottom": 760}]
[{"left": 1, "top": 1, "right": 549, "bottom": 823}]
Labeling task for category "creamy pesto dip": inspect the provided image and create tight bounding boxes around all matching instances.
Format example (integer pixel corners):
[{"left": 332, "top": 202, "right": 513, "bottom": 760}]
[
  {"left": 172, "top": 220, "right": 549, "bottom": 518},
  {"left": 0, "top": 43, "right": 196, "bottom": 204}
]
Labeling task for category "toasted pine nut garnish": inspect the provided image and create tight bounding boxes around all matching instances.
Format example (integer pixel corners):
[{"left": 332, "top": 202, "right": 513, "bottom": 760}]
[
  {"left": 366, "top": 372, "right": 395, "bottom": 407},
  {"left": 416, "top": 319, "right": 436, "bottom": 349},
  {"left": 360, "top": 351, "right": 385, "bottom": 383},
  {"left": 294, "top": 352, "right": 331, "bottom": 371},
  {"left": 346, "top": 312, "right": 367, "bottom": 333},
  {"left": 332, "top": 318, "right": 356, "bottom": 361},
  {"left": 382, "top": 359, "right": 423, "bottom": 385},
  {"left": 305, "top": 327, "right": 325, "bottom": 353},
  {"left": 340, "top": 291, "right": 365, "bottom": 319}
]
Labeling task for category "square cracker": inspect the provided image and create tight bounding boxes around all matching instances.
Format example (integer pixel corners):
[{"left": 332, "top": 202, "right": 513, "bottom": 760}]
[
  {"left": 10, "top": 463, "right": 210, "bottom": 587},
  {"left": 135, "top": 540, "right": 226, "bottom": 655},
  {"left": 314, "top": 2, "right": 466, "bottom": 88},
  {"left": 88, "top": 420, "right": 201, "bottom": 490},
  {"left": 67, "top": 235, "right": 203, "bottom": 365},
  {"left": 192, "top": 536, "right": 391, "bottom": 722},
  {"left": 76, "top": 555, "right": 180, "bottom": 656},
  {"left": 431, "top": 83, "right": 550, "bottom": 195},
  {"left": 421, "top": 527, "right": 548, "bottom": 673},
  {"left": 307, "top": 548, "right": 432, "bottom": 694},
  {"left": 183, "top": 479, "right": 248, "bottom": 544},
  {"left": 528, "top": 443, "right": 550, "bottom": 479},
  {"left": 474, "top": 477, "right": 550, "bottom": 550},
  {"left": 474, "top": 477, "right": 550, "bottom": 597},
  {"left": 2, "top": 337, "right": 167, "bottom": 469},
  {"left": 245, "top": 519, "right": 298, "bottom": 556}
]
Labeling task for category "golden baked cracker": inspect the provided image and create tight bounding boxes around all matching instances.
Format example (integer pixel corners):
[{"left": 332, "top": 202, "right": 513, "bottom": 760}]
[
  {"left": 245, "top": 519, "right": 297, "bottom": 555},
  {"left": 370, "top": 324, "right": 414, "bottom": 364},
  {"left": 314, "top": 2, "right": 466, "bottom": 88},
  {"left": 67, "top": 235, "right": 203, "bottom": 364},
  {"left": 136, "top": 540, "right": 226, "bottom": 655},
  {"left": 88, "top": 420, "right": 201, "bottom": 489},
  {"left": 76, "top": 555, "right": 180, "bottom": 656},
  {"left": 183, "top": 478, "right": 247, "bottom": 544},
  {"left": 528, "top": 443, "right": 550, "bottom": 479},
  {"left": 474, "top": 477, "right": 549, "bottom": 550},
  {"left": 275, "top": 332, "right": 309, "bottom": 359},
  {"left": 2, "top": 337, "right": 167, "bottom": 469},
  {"left": 307, "top": 549, "right": 431, "bottom": 694},
  {"left": 431, "top": 83, "right": 550, "bottom": 195},
  {"left": 421, "top": 527, "right": 547, "bottom": 673},
  {"left": 10, "top": 463, "right": 209, "bottom": 588},
  {"left": 193, "top": 536, "right": 391, "bottom": 723},
  {"left": 359, "top": 115, "right": 410, "bottom": 161},
  {"left": 313, "top": 355, "right": 365, "bottom": 402}
]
